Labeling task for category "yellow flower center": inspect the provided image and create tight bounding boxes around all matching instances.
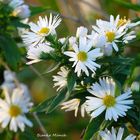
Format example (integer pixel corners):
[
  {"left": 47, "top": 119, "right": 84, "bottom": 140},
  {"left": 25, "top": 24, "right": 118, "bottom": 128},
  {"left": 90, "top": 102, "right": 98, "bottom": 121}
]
[
  {"left": 103, "top": 95, "right": 116, "bottom": 107},
  {"left": 77, "top": 51, "right": 87, "bottom": 62},
  {"left": 38, "top": 27, "right": 50, "bottom": 34},
  {"left": 106, "top": 31, "right": 115, "bottom": 42},
  {"left": 117, "top": 17, "right": 128, "bottom": 27},
  {"left": 9, "top": 105, "right": 21, "bottom": 117}
]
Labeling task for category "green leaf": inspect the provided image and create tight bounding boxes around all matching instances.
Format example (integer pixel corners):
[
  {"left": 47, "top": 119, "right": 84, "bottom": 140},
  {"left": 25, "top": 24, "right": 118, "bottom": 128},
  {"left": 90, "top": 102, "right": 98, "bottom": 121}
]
[
  {"left": 83, "top": 115, "right": 104, "bottom": 140},
  {"left": 11, "top": 19, "right": 29, "bottom": 28},
  {"left": 67, "top": 71, "right": 76, "bottom": 93},
  {"left": 47, "top": 88, "right": 68, "bottom": 113},
  {"left": 30, "top": 96, "right": 55, "bottom": 112},
  {"left": 113, "top": 0, "right": 140, "bottom": 11},
  {"left": 132, "top": 92, "right": 140, "bottom": 108},
  {"left": 0, "top": 34, "right": 21, "bottom": 69},
  {"left": 31, "top": 88, "right": 68, "bottom": 113}
]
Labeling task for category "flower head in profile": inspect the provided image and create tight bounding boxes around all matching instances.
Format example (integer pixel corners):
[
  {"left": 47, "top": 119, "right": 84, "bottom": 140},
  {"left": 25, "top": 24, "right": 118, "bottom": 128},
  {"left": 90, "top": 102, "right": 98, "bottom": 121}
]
[
  {"left": 26, "top": 42, "right": 54, "bottom": 65},
  {"left": 100, "top": 127, "right": 136, "bottom": 140},
  {"left": 53, "top": 67, "right": 69, "bottom": 91},
  {"left": 0, "top": 87, "right": 33, "bottom": 132},
  {"left": 22, "top": 14, "right": 61, "bottom": 48},
  {"left": 85, "top": 77, "right": 133, "bottom": 121},
  {"left": 64, "top": 37, "right": 103, "bottom": 77},
  {"left": 61, "top": 98, "right": 87, "bottom": 117}
]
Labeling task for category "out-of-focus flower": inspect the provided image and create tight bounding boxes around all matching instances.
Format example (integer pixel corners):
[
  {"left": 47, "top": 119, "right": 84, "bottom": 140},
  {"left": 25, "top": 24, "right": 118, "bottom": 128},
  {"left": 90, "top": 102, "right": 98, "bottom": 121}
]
[
  {"left": 12, "top": 4, "right": 30, "bottom": 19},
  {"left": 26, "top": 42, "right": 54, "bottom": 65},
  {"left": 1, "top": 70, "right": 31, "bottom": 99},
  {"left": 22, "top": 14, "right": 61, "bottom": 48},
  {"left": 85, "top": 77, "right": 133, "bottom": 121},
  {"left": 100, "top": 127, "right": 136, "bottom": 140},
  {"left": 9, "top": 0, "right": 24, "bottom": 8},
  {"left": 53, "top": 67, "right": 69, "bottom": 91},
  {"left": 64, "top": 37, "right": 103, "bottom": 77},
  {"left": 61, "top": 98, "right": 87, "bottom": 117},
  {"left": 1, "top": 70, "right": 16, "bottom": 93},
  {"left": 0, "top": 87, "right": 33, "bottom": 132}
]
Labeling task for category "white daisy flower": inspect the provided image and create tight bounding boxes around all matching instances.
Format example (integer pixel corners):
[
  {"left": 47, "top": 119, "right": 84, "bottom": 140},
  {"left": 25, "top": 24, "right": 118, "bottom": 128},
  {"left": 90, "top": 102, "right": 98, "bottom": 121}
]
[
  {"left": 61, "top": 98, "right": 87, "bottom": 117},
  {"left": 76, "top": 26, "right": 88, "bottom": 38},
  {"left": 0, "top": 87, "right": 33, "bottom": 132},
  {"left": 53, "top": 67, "right": 69, "bottom": 91},
  {"left": 12, "top": 4, "right": 30, "bottom": 19},
  {"left": 26, "top": 42, "right": 54, "bottom": 65},
  {"left": 100, "top": 127, "right": 136, "bottom": 140},
  {"left": 22, "top": 14, "right": 61, "bottom": 48},
  {"left": 64, "top": 37, "right": 103, "bottom": 77},
  {"left": 85, "top": 77, "right": 133, "bottom": 121},
  {"left": 93, "top": 18, "right": 125, "bottom": 52},
  {"left": 92, "top": 15, "right": 139, "bottom": 54}
]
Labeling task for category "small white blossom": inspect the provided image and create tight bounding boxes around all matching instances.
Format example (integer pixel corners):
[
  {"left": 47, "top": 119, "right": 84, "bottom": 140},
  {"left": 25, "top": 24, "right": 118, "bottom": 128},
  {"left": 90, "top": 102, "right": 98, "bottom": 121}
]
[
  {"left": 53, "top": 67, "right": 69, "bottom": 91},
  {"left": 26, "top": 42, "right": 54, "bottom": 65},
  {"left": 61, "top": 99, "right": 87, "bottom": 117},
  {"left": 100, "top": 127, "right": 136, "bottom": 140},
  {"left": 131, "top": 81, "right": 140, "bottom": 92}
]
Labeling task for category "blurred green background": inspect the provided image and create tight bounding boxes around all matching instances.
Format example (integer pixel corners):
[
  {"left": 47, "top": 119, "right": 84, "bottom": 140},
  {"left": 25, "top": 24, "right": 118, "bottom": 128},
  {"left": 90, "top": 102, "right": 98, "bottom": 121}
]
[{"left": 16, "top": 0, "right": 140, "bottom": 139}]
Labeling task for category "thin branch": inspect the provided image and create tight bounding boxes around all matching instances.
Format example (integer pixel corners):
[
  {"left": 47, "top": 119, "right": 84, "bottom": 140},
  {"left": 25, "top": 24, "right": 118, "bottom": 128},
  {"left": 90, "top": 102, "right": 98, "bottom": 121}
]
[
  {"left": 33, "top": 112, "right": 51, "bottom": 140},
  {"left": 22, "top": 58, "right": 45, "bottom": 80}
]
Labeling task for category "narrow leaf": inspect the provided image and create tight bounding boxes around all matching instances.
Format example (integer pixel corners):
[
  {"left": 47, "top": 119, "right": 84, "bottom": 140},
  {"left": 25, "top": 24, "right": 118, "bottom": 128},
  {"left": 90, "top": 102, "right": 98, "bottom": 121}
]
[
  {"left": 83, "top": 115, "right": 104, "bottom": 140},
  {"left": 47, "top": 88, "right": 68, "bottom": 113},
  {"left": 67, "top": 71, "right": 76, "bottom": 93},
  {"left": 113, "top": 0, "right": 140, "bottom": 11}
]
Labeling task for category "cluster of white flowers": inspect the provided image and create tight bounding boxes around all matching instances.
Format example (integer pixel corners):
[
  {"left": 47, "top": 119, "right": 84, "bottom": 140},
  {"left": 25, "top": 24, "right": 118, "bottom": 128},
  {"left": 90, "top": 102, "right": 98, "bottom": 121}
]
[
  {"left": 0, "top": 70, "right": 33, "bottom": 132},
  {"left": 22, "top": 14, "right": 61, "bottom": 66},
  {"left": 1, "top": 0, "right": 30, "bottom": 19},
  {"left": 21, "top": 13, "right": 140, "bottom": 138}
]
